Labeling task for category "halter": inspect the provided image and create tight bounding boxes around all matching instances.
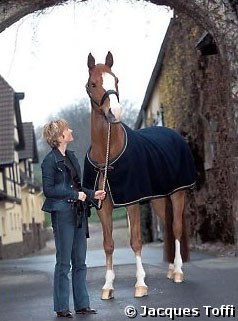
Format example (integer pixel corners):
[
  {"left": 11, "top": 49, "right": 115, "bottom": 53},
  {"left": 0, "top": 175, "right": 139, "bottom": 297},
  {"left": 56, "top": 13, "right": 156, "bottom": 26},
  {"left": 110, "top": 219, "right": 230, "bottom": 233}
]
[{"left": 86, "top": 84, "right": 119, "bottom": 107}]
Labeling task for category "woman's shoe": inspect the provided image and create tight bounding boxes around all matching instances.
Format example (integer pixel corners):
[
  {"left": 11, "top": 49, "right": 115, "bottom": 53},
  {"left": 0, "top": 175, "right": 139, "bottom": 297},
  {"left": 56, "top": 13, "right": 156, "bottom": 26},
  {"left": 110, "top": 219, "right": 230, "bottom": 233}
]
[
  {"left": 75, "top": 307, "right": 97, "bottom": 314},
  {"left": 56, "top": 310, "right": 73, "bottom": 318}
]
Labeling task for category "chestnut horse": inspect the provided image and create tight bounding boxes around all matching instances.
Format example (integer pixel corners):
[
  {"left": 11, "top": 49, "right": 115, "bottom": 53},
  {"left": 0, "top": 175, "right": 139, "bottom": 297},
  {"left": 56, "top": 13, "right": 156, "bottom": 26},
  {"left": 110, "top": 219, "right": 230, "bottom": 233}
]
[{"left": 83, "top": 52, "right": 196, "bottom": 299}]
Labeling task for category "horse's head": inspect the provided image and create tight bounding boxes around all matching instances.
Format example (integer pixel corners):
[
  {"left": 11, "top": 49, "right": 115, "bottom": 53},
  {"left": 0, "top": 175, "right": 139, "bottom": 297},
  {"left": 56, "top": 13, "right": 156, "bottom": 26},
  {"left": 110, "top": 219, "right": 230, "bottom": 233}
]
[{"left": 86, "top": 51, "right": 122, "bottom": 124}]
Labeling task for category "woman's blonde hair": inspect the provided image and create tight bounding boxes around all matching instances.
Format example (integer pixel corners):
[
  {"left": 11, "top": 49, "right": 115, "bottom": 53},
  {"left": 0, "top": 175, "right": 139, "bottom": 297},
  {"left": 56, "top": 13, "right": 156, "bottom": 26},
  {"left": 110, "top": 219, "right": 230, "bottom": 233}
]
[{"left": 43, "top": 119, "right": 69, "bottom": 148}]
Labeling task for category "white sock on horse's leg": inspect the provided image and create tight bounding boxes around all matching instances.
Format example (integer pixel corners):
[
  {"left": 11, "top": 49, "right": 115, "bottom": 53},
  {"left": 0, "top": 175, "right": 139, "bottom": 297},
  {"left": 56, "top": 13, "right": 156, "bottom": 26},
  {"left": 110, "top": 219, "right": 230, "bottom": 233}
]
[
  {"left": 167, "top": 263, "right": 175, "bottom": 279},
  {"left": 101, "top": 269, "right": 115, "bottom": 299},
  {"left": 102, "top": 269, "right": 115, "bottom": 289},
  {"left": 134, "top": 255, "right": 148, "bottom": 297},
  {"left": 169, "top": 263, "right": 174, "bottom": 270},
  {"left": 174, "top": 239, "right": 183, "bottom": 273},
  {"left": 135, "top": 256, "right": 146, "bottom": 287},
  {"left": 172, "top": 239, "right": 184, "bottom": 283}
]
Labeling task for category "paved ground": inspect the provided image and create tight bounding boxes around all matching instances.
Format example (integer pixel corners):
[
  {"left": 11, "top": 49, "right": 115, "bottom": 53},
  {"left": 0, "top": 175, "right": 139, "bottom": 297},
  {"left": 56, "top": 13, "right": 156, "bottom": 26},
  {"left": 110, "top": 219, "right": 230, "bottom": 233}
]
[{"left": 0, "top": 219, "right": 238, "bottom": 321}]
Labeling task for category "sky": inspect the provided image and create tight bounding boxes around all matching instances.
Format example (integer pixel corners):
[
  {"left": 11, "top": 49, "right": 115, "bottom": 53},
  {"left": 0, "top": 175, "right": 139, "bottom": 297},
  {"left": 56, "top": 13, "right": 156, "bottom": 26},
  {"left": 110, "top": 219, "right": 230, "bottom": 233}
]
[{"left": 0, "top": 0, "right": 173, "bottom": 127}]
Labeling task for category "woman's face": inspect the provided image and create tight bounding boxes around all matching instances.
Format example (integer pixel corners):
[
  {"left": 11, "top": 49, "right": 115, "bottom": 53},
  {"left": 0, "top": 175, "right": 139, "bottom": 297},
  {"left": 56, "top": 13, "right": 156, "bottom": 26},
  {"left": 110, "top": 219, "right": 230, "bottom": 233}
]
[{"left": 61, "top": 127, "right": 74, "bottom": 144}]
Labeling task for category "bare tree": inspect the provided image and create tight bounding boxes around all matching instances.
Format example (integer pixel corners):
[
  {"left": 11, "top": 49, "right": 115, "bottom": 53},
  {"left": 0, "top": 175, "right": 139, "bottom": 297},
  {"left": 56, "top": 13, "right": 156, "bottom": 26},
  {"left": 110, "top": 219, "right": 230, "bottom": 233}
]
[
  {"left": 56, "top": 98, "right": 91, "bottom": 168},
  {"left": 35, "top": 98, "right": 91, "bottom": 180},
  {"left": 120, "top": 99, "right": 140, "bottom": 129}
]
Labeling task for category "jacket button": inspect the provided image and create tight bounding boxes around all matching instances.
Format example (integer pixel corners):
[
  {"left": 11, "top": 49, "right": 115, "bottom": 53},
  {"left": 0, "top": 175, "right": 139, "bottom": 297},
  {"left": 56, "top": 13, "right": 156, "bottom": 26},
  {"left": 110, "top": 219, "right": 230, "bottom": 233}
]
[{"left": 70, "top": 185, "right": 73, "bottom": 188}]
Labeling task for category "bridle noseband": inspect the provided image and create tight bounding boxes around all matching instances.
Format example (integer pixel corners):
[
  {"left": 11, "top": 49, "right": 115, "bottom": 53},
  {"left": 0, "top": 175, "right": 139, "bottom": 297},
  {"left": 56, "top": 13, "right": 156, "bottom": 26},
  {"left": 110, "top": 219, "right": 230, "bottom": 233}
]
[{"left": 86, "top": 84, "right": 119, "bottom": 107}]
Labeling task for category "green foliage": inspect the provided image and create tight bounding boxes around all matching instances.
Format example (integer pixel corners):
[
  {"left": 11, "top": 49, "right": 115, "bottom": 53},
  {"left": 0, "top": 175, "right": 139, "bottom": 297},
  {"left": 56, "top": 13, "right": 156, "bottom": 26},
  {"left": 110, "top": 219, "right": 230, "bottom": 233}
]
[
  {"left": 33, "top": 163, "right": 42, "bottom": 184},
  {"left": 89, "top": 207, "right": 127, "bottom": 223},
  {"left": 42, "top": 207, "right": 127, "bottom": 227},
  {"left": 43, "top": 212, "right": 51, "bottom": 227},
  {"left": 157, "top": 19, "right": 202, "bottom": 129}
]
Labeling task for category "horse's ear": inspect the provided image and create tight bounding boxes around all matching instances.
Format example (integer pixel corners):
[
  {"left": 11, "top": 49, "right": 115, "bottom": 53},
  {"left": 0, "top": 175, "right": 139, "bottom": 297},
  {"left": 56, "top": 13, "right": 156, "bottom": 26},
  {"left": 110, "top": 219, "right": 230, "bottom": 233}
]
[
  {"left": 88, "top": 53, "right": 95, "bottom": 69},
  {"left": 105, "top": 51, "right": 113, "bottom": 68}
]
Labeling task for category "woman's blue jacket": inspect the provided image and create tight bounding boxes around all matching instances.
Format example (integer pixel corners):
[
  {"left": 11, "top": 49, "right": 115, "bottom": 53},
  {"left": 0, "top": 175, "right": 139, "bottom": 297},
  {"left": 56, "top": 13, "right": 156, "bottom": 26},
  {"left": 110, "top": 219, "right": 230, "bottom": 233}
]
[{"left": 41, "top": 147, "right": 95, "bottom": 213}]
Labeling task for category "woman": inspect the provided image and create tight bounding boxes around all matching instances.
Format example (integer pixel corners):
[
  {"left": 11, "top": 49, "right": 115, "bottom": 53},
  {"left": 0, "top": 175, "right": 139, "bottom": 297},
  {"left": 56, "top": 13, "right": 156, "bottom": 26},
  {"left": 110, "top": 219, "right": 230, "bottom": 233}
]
[{"left": 41, "top": 119, "right": 105, "bottom": 318}]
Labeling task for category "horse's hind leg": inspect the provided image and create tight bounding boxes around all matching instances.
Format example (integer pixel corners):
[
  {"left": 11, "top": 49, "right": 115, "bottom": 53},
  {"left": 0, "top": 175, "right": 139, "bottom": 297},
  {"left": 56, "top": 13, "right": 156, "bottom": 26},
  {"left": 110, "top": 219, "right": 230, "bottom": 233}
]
[
  {"left": 127, "top": 204, "right": 148, "bottom": 298},
  {"left": 170, "top": 190, "right": 186, "bottom": 283},
  {"left": 97, "top": 197, "right": 115, "bottom": 299},
  {"left": 151, "top": 198, "right": 174, "bottom": 279}
]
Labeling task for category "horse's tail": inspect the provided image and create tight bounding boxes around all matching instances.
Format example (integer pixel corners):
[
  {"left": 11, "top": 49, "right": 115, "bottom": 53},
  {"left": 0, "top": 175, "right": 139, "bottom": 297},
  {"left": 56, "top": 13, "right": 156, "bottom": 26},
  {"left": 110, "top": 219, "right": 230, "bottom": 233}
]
[{"left": 163, "top": 197, "right": 190, "bottom": 263}]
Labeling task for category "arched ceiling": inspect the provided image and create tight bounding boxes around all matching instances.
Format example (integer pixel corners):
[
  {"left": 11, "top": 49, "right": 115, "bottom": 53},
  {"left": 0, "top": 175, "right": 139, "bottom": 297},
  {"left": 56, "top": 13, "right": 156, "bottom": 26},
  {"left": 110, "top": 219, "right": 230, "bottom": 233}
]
[
  {"left": 0, "top": 0, "right": 71, "bottom": 33},
  {"left": 0, "top": 0, "right": 229, "bottom": 34}
]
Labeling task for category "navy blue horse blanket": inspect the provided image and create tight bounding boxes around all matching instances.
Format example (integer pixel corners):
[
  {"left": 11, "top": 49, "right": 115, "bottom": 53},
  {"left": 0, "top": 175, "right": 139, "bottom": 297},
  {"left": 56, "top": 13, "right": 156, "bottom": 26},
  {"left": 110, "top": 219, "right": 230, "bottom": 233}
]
[{"left": 83, "top": 124, "right": 196, "bottom": 208}]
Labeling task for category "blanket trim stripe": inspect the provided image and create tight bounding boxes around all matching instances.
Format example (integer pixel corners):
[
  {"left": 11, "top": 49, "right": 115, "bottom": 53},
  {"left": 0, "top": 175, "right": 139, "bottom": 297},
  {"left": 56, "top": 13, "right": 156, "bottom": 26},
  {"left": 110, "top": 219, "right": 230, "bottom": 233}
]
[
  {"left": 86, "top": 124, "right": 128, "bottom": 168},
  {"left": 107, "top": 181, "right": 196, "bottom": 207}
]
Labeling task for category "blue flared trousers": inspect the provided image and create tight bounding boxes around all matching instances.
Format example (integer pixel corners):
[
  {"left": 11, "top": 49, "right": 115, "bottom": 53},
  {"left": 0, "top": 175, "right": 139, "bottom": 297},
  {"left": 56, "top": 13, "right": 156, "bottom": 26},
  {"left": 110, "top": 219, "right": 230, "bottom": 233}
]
[{"left": 51, "top": 208, "right": 90, "bottom": 312}]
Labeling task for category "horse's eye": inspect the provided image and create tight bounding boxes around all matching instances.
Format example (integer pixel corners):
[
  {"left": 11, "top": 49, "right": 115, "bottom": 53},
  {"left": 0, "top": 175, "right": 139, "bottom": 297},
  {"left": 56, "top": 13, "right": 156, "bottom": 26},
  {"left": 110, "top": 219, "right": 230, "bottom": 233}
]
[{"left": 91, "top": 83, "right": 97, "bottom": 88}]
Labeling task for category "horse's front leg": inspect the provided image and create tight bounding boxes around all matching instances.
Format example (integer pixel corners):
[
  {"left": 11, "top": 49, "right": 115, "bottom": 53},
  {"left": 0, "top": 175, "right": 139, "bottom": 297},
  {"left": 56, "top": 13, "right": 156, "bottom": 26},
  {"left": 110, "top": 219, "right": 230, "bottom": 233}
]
[
  {"left": 127, "top": 204, "right": 148, "bottom": 298},
  {"left": 170, "top": 191, "right": 186, "bottom": 283},
  {"left": 97, "top": 197, "right": 114, "bottom": 299}
]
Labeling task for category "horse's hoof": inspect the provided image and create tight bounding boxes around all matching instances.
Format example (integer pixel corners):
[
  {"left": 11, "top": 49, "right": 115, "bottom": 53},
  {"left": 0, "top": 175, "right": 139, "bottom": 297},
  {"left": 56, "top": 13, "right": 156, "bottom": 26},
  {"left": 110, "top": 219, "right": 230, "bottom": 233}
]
[
  {"left": 167, "top": 269, "right": 174, "bottom": 280},
  {"left": 134, "top": 286, "right": 148, "bottom": 298},
  {"left": 101, "top": 289, "right": 114, "bottom": 300},
  {"left": 173, "top": 272, "right": 184, "bottom": 283}
]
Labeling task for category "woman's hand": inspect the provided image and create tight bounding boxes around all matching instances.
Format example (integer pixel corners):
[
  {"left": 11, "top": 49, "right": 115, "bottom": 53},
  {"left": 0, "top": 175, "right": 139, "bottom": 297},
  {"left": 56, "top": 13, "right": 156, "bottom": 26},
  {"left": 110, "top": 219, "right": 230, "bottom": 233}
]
[
  {"left": 94, "top": 190, "right": 106, "bottom": 200},
  {"left": 78, "top": 191, "right": 87, "bottom": 202}
]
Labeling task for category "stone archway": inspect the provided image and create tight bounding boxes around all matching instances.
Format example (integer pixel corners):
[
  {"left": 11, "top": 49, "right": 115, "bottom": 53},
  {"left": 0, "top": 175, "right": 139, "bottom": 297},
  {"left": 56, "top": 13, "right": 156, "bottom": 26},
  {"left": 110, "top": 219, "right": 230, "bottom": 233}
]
[{"left": 1, "top": 0, "right": 238, "bottom": 249}]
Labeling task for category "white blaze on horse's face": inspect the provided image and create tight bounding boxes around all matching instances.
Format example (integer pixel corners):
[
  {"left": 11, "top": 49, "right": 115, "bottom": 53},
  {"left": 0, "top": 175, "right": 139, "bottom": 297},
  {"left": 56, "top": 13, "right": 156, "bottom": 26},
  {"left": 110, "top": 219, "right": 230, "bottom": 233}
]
[{"left": 102, "top": 72, "right": 122, "bottom": 120}]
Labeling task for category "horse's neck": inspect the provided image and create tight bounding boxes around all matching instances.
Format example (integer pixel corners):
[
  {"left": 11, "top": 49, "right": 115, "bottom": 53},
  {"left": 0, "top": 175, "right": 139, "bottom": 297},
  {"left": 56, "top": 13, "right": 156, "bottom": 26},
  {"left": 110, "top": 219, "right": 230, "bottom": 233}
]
[{"left": 90, "top": 112, "right": 124, "bottom": 164}]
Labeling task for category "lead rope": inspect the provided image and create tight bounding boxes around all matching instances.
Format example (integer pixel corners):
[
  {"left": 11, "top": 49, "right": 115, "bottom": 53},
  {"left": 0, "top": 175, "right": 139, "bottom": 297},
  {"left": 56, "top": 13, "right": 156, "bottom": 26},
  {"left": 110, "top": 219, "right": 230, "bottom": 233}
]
[{"left": 98, "top": 122, "right": 111, "bottom": 209}]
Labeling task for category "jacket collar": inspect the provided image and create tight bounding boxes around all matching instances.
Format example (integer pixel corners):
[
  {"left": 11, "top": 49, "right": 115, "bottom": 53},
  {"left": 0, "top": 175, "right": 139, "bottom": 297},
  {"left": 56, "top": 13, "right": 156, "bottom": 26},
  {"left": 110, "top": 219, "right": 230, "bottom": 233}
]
[
  {"left": 52, "top": 147, "right": 64, "bottom": 162},
  {"left": 52, "top": 147, "right": 75, "bottom": 163},
  {"left": 52, "top": 147, "right": 81, "bottom": 177}
]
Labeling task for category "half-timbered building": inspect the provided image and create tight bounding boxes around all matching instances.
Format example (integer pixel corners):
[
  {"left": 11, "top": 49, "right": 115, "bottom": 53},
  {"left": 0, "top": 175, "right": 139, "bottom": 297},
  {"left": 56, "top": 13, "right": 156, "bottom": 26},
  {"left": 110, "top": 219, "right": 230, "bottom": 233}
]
[{"left": 0, "top": 75, "right": 45, "bottom": 258}]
